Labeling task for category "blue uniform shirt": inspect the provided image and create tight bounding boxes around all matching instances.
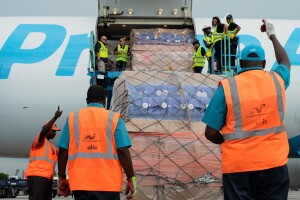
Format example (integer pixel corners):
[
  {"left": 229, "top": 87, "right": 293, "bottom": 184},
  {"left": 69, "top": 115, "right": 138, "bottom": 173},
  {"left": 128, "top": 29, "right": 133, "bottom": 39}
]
[
  {"left": 58, "top": 103, "right": 131, "bottom": 149},
  {"left": 202, "top": 65, "right": 290, "bottom": 131}
]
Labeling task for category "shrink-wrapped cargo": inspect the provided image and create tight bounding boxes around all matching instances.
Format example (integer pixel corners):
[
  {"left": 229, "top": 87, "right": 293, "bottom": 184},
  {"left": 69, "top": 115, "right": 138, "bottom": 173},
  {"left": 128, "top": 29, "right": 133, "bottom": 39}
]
[{"left": 111, "top": 71, "right": 224, "bottom": 199}]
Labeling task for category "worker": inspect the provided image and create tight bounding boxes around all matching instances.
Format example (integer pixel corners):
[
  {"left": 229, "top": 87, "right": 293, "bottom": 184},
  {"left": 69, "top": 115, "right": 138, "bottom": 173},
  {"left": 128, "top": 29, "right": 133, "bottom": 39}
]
[
  {"left": 211, "top": 16, "right": 228, "bottom": 73},
  {"left": 114, "top": 37, "right": 130, "bottom": 71},
  {"left": 26, "top": 107, "right": 63, "bottom": 200},
  {"left": 95, "top": 35, "right": 112, "bottom": 72},
  {"left": 202, "top": 25, "right": 214, "bottom": 73},
  {"left": 57, "top": 85, "right": 136, "bottom": 200},
  {"left": 202, "top": 19, "right": 290, "bottom": 200},
  {"left": 226, "top": 14, "right": 241, "bottom": 67},
  {"left": 192, "top": 39, "right": 206, "bottom": 74}
]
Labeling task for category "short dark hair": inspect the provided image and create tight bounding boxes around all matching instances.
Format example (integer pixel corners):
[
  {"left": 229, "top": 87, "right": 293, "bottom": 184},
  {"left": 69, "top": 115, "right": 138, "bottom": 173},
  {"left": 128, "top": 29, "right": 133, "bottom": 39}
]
[
  {"left": 240, "top": 60, "right": 265, "bottom": 69},
  {"left": 87, "top": 85, "right": 106, "bottom": 101},
  {"left": 193, "top": 39, "right": 200, "bottom": 45},
  {"left": 226, "top": 14, "right": 233, "bottom": 19}
]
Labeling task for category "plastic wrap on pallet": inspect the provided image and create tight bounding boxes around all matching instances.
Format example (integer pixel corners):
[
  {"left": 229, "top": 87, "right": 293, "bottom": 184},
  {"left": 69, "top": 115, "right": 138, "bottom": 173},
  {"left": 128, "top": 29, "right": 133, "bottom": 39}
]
[
  {"left": 130, "top": 28, "right": 195, "bottom": 47},
  {"left": 110, "top": 71, "right": 223, "bottom": 129},
  {"left": 131, "top": 50, "right": 193, "bottom": 71},
  {"left": 110, "top": 71, "right": 224, "bottom": 199},
  {"left": 128, "top": 131, "right": 222, "bottom": 184},
  {"left": 132, "top": 43, "right": 194, "bottom": 52},
  {"left": 126, "top": 87, "right": 213, "bottom": 121}
]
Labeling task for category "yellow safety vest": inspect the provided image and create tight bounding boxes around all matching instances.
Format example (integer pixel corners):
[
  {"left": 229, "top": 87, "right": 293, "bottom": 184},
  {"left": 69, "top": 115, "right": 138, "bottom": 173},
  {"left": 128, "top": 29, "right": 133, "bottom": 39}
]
[
  {"left": 116, "top": 44, "right": 129, "bottom": 62},
  {"left": 203, "top": 35, "right": 213, "bottom": 57},
  {"left": 228, "top": 21, "right": 237, "bottom": 35},
  {"left": 97, "top": 41, "right": 108, "bottom": 59},
  {"left": 212, "top": 25, "right": 225, "bottom": 44},
  {"left": 193, "top": 47, "right": 206, "bottom": 67}
]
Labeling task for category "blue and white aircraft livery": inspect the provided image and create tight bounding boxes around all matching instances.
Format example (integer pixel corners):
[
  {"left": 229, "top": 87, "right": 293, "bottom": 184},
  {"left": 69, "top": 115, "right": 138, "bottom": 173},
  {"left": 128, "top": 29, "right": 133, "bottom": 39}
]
[{"left": 0, "top": 17, "right": 300, "bottom": 187}]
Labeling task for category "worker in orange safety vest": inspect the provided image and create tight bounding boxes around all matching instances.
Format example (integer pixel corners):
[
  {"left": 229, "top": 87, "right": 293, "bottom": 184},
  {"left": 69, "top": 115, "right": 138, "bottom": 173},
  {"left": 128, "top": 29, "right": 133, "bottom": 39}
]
[
  {"left": 57, "top": 85, "right": 136, "bottom": 200},
  {"left": 26, "top": 106, "right": 63, "bottom": 200},
  {"left": 202, "top": 19, "right": 291, "bottom": 200}
]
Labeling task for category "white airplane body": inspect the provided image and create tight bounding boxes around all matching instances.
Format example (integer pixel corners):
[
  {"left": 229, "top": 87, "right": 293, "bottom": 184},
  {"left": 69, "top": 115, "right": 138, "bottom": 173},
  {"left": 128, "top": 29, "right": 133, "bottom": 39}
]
[{"left": 1, "top": 16, "right": 300, "bottom": 187}]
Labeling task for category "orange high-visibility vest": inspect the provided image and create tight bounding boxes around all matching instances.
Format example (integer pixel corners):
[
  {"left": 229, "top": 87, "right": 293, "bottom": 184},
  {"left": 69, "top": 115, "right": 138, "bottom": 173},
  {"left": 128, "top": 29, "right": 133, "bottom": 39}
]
[
  {"left": 26, "top": 134, "right": 58, "bottom": 179},
  {"left": 220, "top": 70, "right": 289, "bottom": 174},
  {"left": 68, "top": 107, "right": 122, "bottom": 192}
]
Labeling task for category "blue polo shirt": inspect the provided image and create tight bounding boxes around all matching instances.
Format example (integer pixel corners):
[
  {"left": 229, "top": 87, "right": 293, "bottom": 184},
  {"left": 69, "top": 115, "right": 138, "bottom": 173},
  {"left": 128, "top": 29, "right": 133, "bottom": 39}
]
[
  {"left": 58, "top": 103, "right": 131, "bottom": 149},
  {"left": 202, "top": 65, "right": 290, "bottom": 131}
]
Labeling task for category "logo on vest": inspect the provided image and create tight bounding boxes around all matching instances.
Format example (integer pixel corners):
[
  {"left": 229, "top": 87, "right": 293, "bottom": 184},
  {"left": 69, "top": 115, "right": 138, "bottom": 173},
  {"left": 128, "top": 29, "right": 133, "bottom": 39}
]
[
  {"left": 247, "top": 104, "right": 267, "bottom": 118},
  {"left": 87, "top": 144, "right": 97, "bottom": 150},
  {"left": 254, "top": 104, "right": 266, "bottom": 113},
  {"left": 83, "top": 133, "right": 101, "bottom": 143},
  {"left": 256, "top": 118, "right": 267, "bottom": 125},
  {"left": 84, "top": 134, "right": 96, "bottom": 140}
]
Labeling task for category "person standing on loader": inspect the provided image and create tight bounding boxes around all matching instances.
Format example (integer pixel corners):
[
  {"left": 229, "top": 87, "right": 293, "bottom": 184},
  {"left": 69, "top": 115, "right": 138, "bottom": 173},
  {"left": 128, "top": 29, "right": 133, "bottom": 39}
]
[
  {"left": 192, "top": 39, "right": 206, "bottom": 74},
  {"left": 95, "top": 35, "right": 113, "bottom": 72},
  {"left": 114, "top": 37, "right": 130, "bottom": 71},
  {"left": 202, "top": 25, "right": 214, "bottom": 73},
  {"left": 211, "top": 16, "right": 228, "bottom": 73},
  {"left": 226, "top": 14, "right": 241, "bottom": 67}
]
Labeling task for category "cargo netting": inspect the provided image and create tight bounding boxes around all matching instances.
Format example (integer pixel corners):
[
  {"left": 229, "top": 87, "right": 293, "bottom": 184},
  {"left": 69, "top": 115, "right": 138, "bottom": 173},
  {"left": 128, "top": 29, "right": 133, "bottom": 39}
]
[
  {"left": 130, "top": 28, "right": 195, "bottom": 72},
  {"left": 110, "top": 71, "right": 224, "bottom": 200}
]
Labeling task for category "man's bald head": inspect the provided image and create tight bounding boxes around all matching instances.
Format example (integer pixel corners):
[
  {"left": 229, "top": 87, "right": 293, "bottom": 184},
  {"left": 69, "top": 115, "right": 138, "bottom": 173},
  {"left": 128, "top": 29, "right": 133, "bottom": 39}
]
[{"left": 101, "top": 35, "right": 107, "bottom": 44}]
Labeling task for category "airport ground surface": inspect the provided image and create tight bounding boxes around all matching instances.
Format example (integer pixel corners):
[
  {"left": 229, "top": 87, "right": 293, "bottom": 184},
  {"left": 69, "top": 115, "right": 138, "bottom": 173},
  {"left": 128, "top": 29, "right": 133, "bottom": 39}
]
[{"left": 2, "top": 190, "right": 300, "bottom": 200}]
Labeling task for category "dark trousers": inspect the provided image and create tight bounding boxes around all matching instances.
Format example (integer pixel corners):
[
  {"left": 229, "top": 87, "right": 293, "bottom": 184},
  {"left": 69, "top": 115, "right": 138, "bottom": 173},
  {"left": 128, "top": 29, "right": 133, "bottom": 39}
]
[
  {"left": 27, "top": 176, "right": 53, "bottom": 200},
  {"left": 193, "top": 66, "right": 204, "bottom": 74},
  {"left": 116, "top": 60, "right": 127, "bottom": 71},
  {"left": 223, "top": 165, "right": 289, "bottom": 200},
  {"left": 207, "top": 57, "right": 212, "bottom": 73},
  {"left": 73, "top": 191, "right": 120, "bottom": 200},
  {"left": 214, "top": 39, "right": 227, "bottom": 72},
  {"left": 229, "top": 37, "right": 238, "bottom": 67}
]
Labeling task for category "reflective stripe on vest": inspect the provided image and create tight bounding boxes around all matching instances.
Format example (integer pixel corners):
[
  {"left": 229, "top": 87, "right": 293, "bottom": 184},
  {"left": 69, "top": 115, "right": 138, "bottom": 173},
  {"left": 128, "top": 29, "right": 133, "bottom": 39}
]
[
  {"left": 212, "top": 26, "right": 225, "bottom": 43},
  {"left": 116, "top": 44, "right": 129, "bottom": 62},
  {"left": 193, "top": 47, "right": 206, "bottom": 67},
  {"left": 67, "top": 108, "right": 122, "bottom": 192},
  {"left": 97, "top": 41, "right": 108, "bottom": 58},
  {"left": 203, "top": 35, "right": 213, "bottom": 57},
  {"left": 228, "top": 21, "right": 237, "bottom": 35},
  {"left": 69, "top": 111, "right": 118, "bottom": 160},
  {"left": 26, "top": 136, "right": 57, "bottom": 179},
  {"left": 222, "top": 71, "right": 285, "bottom": 141},
  {"left": 29, "top": 140, "right": 53, "bottom": 163}
]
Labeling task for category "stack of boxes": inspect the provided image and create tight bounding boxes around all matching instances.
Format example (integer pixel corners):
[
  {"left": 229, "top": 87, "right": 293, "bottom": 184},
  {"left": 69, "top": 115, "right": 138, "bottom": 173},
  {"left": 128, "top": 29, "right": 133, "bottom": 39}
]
[
  {"left": 130, "top": 28, "right": 195, "bottom": 72},
  {"left": 111, "top": 71, "right": 224, "bottom": 199}
]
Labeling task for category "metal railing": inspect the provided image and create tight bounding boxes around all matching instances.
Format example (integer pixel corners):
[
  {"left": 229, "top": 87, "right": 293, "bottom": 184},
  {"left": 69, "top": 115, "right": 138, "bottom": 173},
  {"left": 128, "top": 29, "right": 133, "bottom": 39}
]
[{"left": 219, "top": 35, "right": 240, "bottom": 76}]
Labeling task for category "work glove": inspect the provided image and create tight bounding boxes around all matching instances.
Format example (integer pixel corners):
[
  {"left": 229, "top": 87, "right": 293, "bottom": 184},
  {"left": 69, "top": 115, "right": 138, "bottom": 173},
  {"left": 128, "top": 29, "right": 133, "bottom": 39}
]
[
  {"left": 125, "top": 176, "right": 137, "bottom": 199},
  {"left": 230, "top": 34, "right": 236, "bottom": 39},
  {"left": 260, "top": 19, "right": 275, "bottom": 38},
  {"left": 58, "top": 177, "right": 71, "bottom": 197}
]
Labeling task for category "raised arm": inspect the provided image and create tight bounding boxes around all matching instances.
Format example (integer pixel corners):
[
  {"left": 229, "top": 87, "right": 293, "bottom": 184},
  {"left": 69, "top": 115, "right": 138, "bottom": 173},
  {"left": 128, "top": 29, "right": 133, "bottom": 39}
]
[
  {"left": 261, "top": 19, "right": 290, "bottom": 70},
  {"left": 39, "top": 106, "right": 62, "bottom": 143}
]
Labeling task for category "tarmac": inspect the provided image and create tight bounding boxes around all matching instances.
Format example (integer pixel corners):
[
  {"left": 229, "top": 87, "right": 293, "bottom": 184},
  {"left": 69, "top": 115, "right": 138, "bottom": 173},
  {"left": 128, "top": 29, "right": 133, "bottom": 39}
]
[{"left": 2, "top": 190, "right": 300, "bottom": 199}]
